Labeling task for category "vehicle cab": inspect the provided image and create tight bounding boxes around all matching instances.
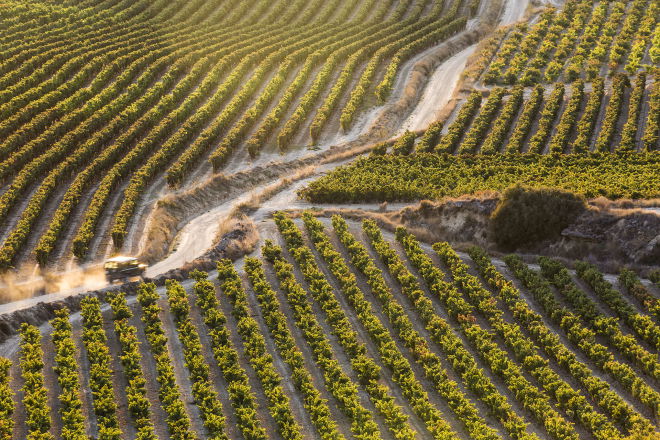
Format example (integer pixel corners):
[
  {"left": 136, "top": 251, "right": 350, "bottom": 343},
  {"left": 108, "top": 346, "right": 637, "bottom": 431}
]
[{"left": 104, "top": 256, "right": 147, "bottom": 283}]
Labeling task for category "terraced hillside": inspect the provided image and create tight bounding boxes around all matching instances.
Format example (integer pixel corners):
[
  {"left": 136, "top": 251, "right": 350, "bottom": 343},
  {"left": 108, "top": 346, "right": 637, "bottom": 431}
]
[
  {"left": 0, "top": 212, "right": 657, "bottom": 440},
  {"left": 0, "top": 0, "right": 473, "bottom": 271}
]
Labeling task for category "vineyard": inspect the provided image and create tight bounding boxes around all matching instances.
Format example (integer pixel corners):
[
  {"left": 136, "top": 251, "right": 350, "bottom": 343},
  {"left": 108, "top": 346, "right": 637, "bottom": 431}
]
[
  {"left": 297, "top": 0, "right": 660, "bottom": 203},
  {"left": 0, "top": 212, "right": 657, "bottom": 440},
  {"left": 323, "top": 0, "right": 660, "bottom": 200},
  {"left": 1, "top": 0, "right": 659, "bottom": 438},
  {"left": 0, "top": 0, "right": 473, "bottom": 271},
  {"left": 480, "top": 0, "right": 659, "bottom": 85},
  {"left": 299, "top": 152, "right": 660, "bottom": 202},
  {"left": 2, "top": 0, "right": 658, "bottom": 272},
  {"left": 301, "top": 70, "right": 660, "bottom": 201}
]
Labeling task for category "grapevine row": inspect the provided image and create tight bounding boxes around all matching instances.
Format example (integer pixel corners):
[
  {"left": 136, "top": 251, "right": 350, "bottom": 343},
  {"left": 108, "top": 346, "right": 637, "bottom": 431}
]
[
  {"left": 472, "top": 249, "right": 658, "bottom": 429},
  {"left": 110, "top": 8, "right": 360, "bottom": 246},
  {"left": 0, "top": 47, "right": 204, "bottom": 266},
  {"left": 480, "top": 86, "right": 524, "bottom": 154},
  {"left": 106, "top": 292, "right": 158, "bottom": 439},
  {"left": 339, "top": 0, "right": 442, "bottom": 131},
  {"left": 197, "top": 269, "right": 304, "bottom": 440},
  {"left": 571, "top": 77, "right": 604, "bottom": 154},
  {"left": 526, "top": 83, "right": 564, "bottom": 154},
  {"left": 503, "top": 85, "right": 544, "bottom": 153},
  {"left": 80, "top": 297, "right": 124, "bottom": 439},
  {"left": 609, "top": 0, "right": 651, "bottom": 69},
  {"left": 0, "top": 357, "right": 12, "bottom": 440},
  {"left": 541, "top": 0, "right": 594, "bottom": 83},
  {"left": 190, "top": 268, "right": 272, "bottom": 438},
  {"left": 175, "top": 0, "right": 354, "bottom": 173},
  {"left": 261, "top": 240, "right": 383, "bottom": 440},
  {"left": 164, "top": 280, "right": 229, "bottom": 440},
  {"left": 585, "top": 1, "right": 626, "bottom": 79},
  {"left": 433, "top": 241, "right": 622, "bottom": 440},
  {"left": 303, "top": 213, "right": 498, "bottom": 440},
  {"left": 392, "top": 131, "right": 417, "bottom": 155},
  {"left": 74, "top": 10, "right": 330, "bottom": 251},
  {"left": 501, "top": 255, "right": 660, "bottom": 420},
  {"left": 279, "top": 0, "right": 437, "bottom": 149},
  {"left": 618, "top": 73, "right": 647, "bottom": 151},
  {"left": 394, "top": 231, "right": 579, "bottom": 440},
  {"left": 37, "top": 54, "right": 207, "bottom": 262},
  {"left": 374, "top": 16, "right": 467, "bottom": 102},
  {"left": 343, "top": 215, "right": 540, "bottom": 440},
  {"left": 136, "top": 283, "right": 197, "bottom": 440},
  {"left": 1, "top": 0, "right": 339, "bottom": 265},
  {"left": 483, "top": 23, "right": 527, "bottom": 85},
  {"left": 435, "top": 90, "right": 482, "bottom": 153},
  {"left": 243, "top": 258, "right": 348, "bottom": 440},
  {"left": 619, "top": 269, "right": 660, "bottom": 322},
  {"left": 539, "top": 258, "right": 660, "bottom": 380},
  {"left": 481, "top": 0, "right": 657, "bottom": 83},
  {"left": 204, "top": 261, "right": 302, "bottom": 439},
  {"left": 595, "top": 73, "right": 628, "bottom": 152},
  {"left": 19, "top": 323, "right": 53, "bottom": 440},
  {"left": 457, "top": 87, "right": 506, "bottom": 154},
  {"left": 624, "top": 2, "right": 658, "bottom": 73},
  {"left": 433, "top": 243, "right": 622, "bottom": 440},
  {"left": 25, "top": 54, "right": 201, "bottom": 265},
  {"left": 547, "top": 80, "right": 584, "bottom": 154},
  {"left": 518, "top": 0, "right": 583, "bottom": 85},
  {"left": 642, "top": 77, "right": 659, "bottom": 151},
  {"left": 211, "top": 0, "right": 384, "bottom": 162},
  {"left": 574, "top": 262, "right": 660, "bottom": 350},
  {"left": 245, "top": 0, "right": 385, "bottom": 152},
  {"left": 563, "top": 1, "right": 610, "bottom": 81},
  {"left": 501, "top": 9, "right": 556, "bottom": 84},
  {"left": 299, "top": 151, "right": 660, "bottom": 202},
  {"left": 416, "top": 120, "right": 444, "bottom": 152},
  {"left": 50, "top": 309, "right": 88, "bottom": 440},
  {"left": 274, "top": 213, "right": 429, "bottom": 440},
  {"left": 309, "top": 0, "right": 411, "bottom": 141}
]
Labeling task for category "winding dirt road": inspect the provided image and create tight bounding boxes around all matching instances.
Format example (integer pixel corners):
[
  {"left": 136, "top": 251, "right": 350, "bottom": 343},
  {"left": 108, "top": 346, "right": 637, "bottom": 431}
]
[
  {"left": 399, "top": 45, "right": 476, "bottom": 133},
  {"left": 500, "top": 0, "right": 530, "bottom": 26},
  {"left": 142, "top": 0, "right": 529, "bottom": 275}
]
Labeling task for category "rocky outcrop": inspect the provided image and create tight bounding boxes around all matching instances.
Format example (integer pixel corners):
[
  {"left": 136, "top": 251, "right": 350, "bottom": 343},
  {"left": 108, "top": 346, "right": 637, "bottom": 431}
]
[
  {"left": 559, "top": 209, "right": 660, "bottom": 265},
  {"left": 316, "top": 196, "right": 660, "bottom": 272},
  {"left": 392, "top": 197, "right": 498, "bottom": 245}
]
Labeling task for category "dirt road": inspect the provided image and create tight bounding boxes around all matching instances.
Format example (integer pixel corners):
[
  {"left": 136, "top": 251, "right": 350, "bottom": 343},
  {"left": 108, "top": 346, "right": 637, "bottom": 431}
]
[{"left": 399, "top": 45, "right": 476, "bottom": 133}]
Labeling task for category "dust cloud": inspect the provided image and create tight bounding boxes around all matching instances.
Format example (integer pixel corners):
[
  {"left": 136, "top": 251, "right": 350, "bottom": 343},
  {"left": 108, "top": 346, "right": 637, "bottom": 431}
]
[{"left": 0, "top": 264, "right": 107, "bottom": 303}]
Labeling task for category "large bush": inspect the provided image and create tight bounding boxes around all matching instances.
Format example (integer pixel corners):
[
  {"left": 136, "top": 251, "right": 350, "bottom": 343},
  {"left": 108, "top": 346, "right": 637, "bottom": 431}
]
[{"left": 490, "top": 185, "right": 585, "bottom": 250}]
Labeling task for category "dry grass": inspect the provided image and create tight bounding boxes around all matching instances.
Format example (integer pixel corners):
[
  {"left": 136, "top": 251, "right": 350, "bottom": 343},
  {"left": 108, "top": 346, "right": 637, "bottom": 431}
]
[
  {"left": 589, "top": 197, "right": 660, "bottom": 213},
  {"left": 214, "top": 216, "right": 260, "bottom": 261},
  {"left": 233, "top": 166, "right": 318, "bottom": 217}
]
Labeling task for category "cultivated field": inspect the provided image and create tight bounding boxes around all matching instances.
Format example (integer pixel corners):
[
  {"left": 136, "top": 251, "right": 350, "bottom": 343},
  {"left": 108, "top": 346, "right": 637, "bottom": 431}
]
[
  {"left": 0, "top": 0, "right": 471, "bottom": 271},
  {"left": 0, "top": 0, "right": 659, "bottom": 439},
  {"left": 301, "top": 0, "right": 660, "bottom": 203},
  {"left": 1, "top": 212, "right": 658, "bottom": 440}
]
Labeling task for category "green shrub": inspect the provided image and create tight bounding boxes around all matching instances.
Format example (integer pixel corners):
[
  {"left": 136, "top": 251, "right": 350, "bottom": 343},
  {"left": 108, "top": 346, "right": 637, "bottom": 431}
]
[
  {"left": 490, "top": 185, "right": 585, "bottom": 250},
  {"left": 649, "top": 270, "right": 660, "bottom": 285}
]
